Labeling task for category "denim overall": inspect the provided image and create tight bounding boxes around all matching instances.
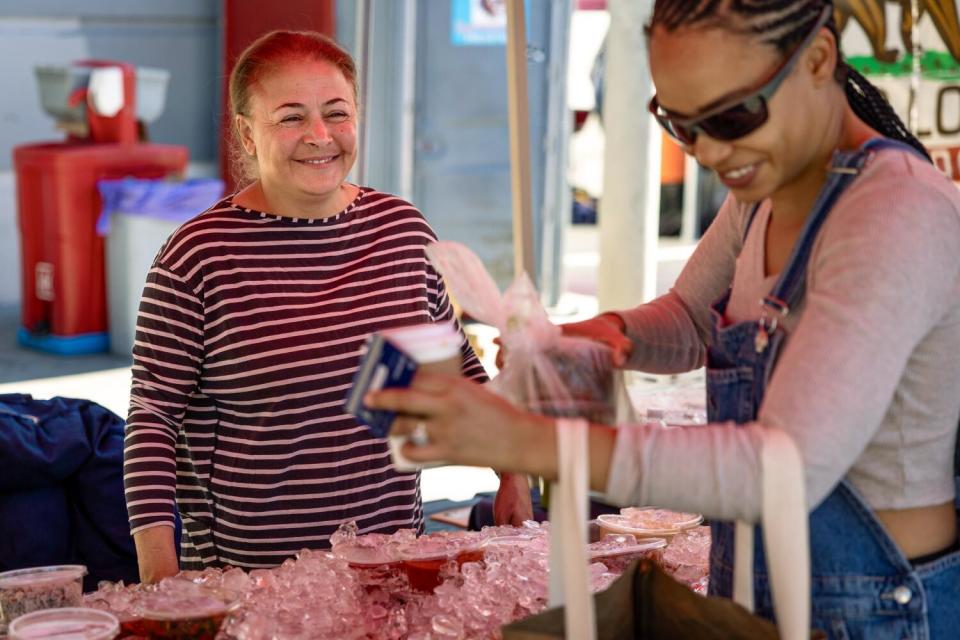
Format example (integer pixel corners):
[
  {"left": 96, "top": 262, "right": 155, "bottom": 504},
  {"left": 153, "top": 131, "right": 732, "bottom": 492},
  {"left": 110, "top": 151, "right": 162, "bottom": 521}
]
[{"left": 705, "top": 139, "right": 960, "bottom": 639}]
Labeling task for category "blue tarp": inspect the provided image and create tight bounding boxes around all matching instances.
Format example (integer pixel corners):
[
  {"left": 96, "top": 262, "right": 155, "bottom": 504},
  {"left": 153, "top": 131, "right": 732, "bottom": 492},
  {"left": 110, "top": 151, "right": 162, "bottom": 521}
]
[
  {"left": 96, "top": 177, "right": 224, "bottom": 236},
  {"left": 0, "top": 394, "right": 179, "bottom": 589}
]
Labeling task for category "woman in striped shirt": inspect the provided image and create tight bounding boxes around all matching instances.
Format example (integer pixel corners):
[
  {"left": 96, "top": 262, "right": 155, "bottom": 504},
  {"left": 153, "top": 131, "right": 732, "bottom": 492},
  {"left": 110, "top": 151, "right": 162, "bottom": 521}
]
[{"left": 124, "top": 30, "right": 531, "bottom": 583}]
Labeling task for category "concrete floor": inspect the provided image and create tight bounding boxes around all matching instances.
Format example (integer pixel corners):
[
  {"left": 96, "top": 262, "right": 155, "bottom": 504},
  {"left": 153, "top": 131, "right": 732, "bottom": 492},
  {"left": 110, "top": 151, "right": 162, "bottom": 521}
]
[{"left": 0, "top": 305, "right": 130, "bottom": 386}]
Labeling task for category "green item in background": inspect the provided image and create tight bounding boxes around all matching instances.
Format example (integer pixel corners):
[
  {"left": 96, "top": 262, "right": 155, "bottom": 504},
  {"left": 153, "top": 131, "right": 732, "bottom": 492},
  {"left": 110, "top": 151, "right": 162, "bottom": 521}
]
[{"left": 847, "top": 51, "right": 960, "bottom": 80}]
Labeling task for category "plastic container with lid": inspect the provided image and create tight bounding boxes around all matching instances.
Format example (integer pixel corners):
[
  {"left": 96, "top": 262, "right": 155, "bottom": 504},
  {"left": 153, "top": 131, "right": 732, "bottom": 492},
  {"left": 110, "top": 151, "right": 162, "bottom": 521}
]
[
  {"left": 334, "top": 543, "right": 402, "bottom": 570},
  {"left": 335, "top": 542, "right": 405, "bottom": 592},
  {"left": 0, "top": 565, "right": 87, "bottom": 624},
  {"left": 398, "top": 534, "right": 486, "bottom": 592},
  {"left": 119, "top": 593, "right": 228, "bottom": 640},
  {"left": 8, "top": 607, "right": 118, "bottom": 640},
  {"left": 596, "top": 508, "right": 703, "bottom": 540},
  {"left": 397, "top": 544, "right": 453, "bottom": 592}
]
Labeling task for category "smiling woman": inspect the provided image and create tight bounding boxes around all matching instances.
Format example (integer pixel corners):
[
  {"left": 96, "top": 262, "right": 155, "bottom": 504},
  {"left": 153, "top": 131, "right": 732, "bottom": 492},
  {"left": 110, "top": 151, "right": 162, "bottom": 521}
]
[
  {"left": 229, "top": 34, "right": 360, "bottom": 219},
  {"left": 233, "top": 61, "right": 359, "bottom": 217},
  {"left": 121, "top": 31, "right": 529, "bottom": 584},
  {"left": 367, "top": 1, "right": 960, "bottom": 637}
]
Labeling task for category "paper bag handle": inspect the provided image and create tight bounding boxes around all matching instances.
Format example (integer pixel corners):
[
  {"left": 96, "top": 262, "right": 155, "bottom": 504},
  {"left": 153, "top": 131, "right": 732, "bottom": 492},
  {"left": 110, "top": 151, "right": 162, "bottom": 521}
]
[
  {"left": 733, "top": 428, "right": 810, "bottom": 640},
  {"left": 549, "top": 418, "right": 597, "bottom": 640}
]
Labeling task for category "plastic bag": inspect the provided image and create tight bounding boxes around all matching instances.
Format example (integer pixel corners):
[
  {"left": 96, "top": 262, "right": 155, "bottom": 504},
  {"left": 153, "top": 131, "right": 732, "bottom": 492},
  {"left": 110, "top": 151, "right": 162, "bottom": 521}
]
[
  {"left": 95, "top": 177, "right": 224, "bottom": 236},
  {"left": 426, "top": 241, "right": 635, "bottom": 426}
]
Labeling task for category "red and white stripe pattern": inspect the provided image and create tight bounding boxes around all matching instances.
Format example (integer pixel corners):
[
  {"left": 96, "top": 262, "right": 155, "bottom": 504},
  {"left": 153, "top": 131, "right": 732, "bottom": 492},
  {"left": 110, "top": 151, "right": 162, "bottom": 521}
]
[{"left": 123, "top": 189, "right": 486, "bottom": 569}]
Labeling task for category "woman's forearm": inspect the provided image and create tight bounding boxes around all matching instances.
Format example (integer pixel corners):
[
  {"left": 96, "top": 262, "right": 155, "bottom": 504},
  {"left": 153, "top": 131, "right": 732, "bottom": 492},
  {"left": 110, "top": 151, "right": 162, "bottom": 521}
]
[
  {"left": 133, "top": 524, "right": 179, "bottom": 584},
  {"left": 514, "top": 414, "right": 617, "bottom": 494}
]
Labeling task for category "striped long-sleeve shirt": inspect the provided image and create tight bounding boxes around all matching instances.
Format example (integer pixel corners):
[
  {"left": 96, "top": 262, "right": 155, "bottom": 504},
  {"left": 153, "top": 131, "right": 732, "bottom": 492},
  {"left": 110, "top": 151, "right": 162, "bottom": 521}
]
[{"left": 123, "top": 188, "right": 486, "bottom": 569}]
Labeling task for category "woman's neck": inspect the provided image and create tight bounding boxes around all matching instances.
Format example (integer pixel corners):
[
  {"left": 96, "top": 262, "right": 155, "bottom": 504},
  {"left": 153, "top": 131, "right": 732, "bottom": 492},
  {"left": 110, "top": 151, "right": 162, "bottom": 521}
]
[
  {"left": 234, "top": 181, "right": 358, "bottom": 219},
  {"left": 769, "top": 103, "right": 880, "bottom": 224}
]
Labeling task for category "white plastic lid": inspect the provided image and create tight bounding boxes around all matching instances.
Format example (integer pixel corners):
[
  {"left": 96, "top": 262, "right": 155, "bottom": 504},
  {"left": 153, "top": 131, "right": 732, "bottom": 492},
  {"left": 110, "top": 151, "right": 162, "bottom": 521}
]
[
  {"left": 9, "top": 607, "right": 118, "bottom": 640},
  {"left": 397, "top": 542, "right": 454, "bottom": 561},
  {"left": 334, "top": 544, "right": 400, "bottom": 567},
  {"left": 381, "top": 322, "right": 460, "bottom": 363},
  {"left": 484, "top": 535, "right": 536, "bottom": 547},
  {"left": 0, "top": 566, "right": 86, "bottom": 589},
  {"left": 597, "top": 510, "right": 703, "bottom": 536},
  {"left": 588, "top": 536, "right": 668, "bottom": 560}
]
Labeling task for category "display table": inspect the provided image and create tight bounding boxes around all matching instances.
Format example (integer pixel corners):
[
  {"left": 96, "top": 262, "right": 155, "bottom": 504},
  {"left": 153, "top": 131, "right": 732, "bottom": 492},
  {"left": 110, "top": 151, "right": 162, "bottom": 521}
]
[{"left": 78, "top": 521, "right": 708, "bottom": 640}]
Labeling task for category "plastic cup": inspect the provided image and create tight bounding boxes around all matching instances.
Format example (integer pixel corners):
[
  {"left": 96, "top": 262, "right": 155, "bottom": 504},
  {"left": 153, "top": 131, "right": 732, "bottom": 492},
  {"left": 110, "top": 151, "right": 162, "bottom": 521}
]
[
  {"left": 381, "top": 322, "right": 463, "bottom": 376},
  {"left": 381, "top": 322, "right": 462, "bottom": 471},
  {"left": 398, "top": 535, "right": 486, "bottom": 592},
  {"left": 398, "top": 548, "right": 452, "bottom": 593},
  {"left": 596, "top": 508, "right": 703, "bottom": 540},
  {"left": 334, "top": 543, "right": 404, "bottom": 591},
  {"left": 8, "top": 607, "right": 118, "bottom": 640},
  {"left": 0, "top": 565, "right": 87, "bottom": 624},
  {"left": 334, "top": 543, "right": 401, "bottom": 570},
  {"left": 120, "top": 594, "right": 228, "bottom": 640},
  {"left": 399, "top": 536, "right": 468, "bottom": 593}
]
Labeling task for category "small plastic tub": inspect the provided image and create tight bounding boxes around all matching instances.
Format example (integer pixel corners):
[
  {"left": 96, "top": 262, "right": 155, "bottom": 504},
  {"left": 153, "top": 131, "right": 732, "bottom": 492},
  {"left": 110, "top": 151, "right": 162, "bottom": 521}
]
[
  {"left": 441, "top": 532, "right": 487, "bottom": 566},
  {"left": 119, "top": 594, "right": 228, "bottom": 640},
  {"left": 8, "top": 607, "right": 118, "bottom": 640},
  {"left": 0, "top": 565, "right": 87, "bottom": 624},
  {"left": 334, "top": 542, "right": 404, "bottom": 590},
  {"left": 597, "top": 508, "right": 703, "bottom": 540},
  {"left": 398, "top": 543, "right": 454, "bottom": 592},
  {"left": 335, "top": 544, "right": 402, "bottom": 570},
  {"left": 398, "top": 537, "right": 486, "bottom": 592}
]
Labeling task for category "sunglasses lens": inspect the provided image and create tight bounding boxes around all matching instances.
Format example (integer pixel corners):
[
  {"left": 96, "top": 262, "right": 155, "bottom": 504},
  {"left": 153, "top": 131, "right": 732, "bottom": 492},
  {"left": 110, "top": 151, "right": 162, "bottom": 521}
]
[
  {"left": 655, "top": 113, "right": 697, "bottom": 145},
  {"left": 652, "top": 95, "right": 768, "bottom": 144},
  {"left": 700, "top": 98, "right": 769, "bottom": 141}
]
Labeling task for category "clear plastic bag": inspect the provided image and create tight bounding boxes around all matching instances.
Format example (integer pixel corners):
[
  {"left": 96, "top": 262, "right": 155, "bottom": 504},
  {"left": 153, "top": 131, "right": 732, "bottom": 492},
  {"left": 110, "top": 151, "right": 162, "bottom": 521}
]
[{"left": 426, "top": 241, "right": 636, "bottom": 426}]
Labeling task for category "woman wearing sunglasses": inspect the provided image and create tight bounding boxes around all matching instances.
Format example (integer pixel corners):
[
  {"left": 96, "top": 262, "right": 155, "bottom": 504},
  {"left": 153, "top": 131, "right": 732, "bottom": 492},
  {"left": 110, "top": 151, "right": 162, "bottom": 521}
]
[{"left": 369, "top": 0, "right": 960, "bottom": 635}]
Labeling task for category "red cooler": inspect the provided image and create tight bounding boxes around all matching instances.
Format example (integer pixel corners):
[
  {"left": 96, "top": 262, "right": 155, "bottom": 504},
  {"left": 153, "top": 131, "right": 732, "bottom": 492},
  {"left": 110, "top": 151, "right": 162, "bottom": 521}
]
[{"left": 15, "top": 143, "right": 188, "bottom": 354}]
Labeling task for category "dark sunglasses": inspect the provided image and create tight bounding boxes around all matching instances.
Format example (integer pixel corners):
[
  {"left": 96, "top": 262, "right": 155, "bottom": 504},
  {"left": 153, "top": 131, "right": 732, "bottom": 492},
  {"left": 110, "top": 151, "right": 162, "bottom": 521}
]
[{"left": 648, "top": 5, "right": 832, "bottom": 146}]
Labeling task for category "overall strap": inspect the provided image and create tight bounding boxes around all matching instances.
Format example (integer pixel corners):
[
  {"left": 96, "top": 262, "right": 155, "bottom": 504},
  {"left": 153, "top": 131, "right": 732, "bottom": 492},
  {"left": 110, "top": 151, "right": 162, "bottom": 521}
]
[
  {"left": 955, "top": 388, "right": 960, "bottom": 509},
  {"left": 955, "top": 423, "right": 959, "bottom": 511},
  {"left": 860, "top": 137, "right": 931, "bottom": 162},
  {"left": 763, "top": 145, "right": 874, "bottom": 317},
  {"left": 740, "top": 139, "right": 922, "bottom": 271}
]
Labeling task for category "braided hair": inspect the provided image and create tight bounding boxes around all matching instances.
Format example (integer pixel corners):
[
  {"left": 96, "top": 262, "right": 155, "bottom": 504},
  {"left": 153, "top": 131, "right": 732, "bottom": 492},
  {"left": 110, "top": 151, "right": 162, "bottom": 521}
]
[{"left": 648, "top": 0, "right": 931, "bottom": 161}]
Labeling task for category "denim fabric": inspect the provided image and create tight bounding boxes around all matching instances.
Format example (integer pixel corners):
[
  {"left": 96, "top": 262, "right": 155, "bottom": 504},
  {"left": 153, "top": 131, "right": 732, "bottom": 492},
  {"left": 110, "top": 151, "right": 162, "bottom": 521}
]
[{"left": 704, "top": 139, "right": 960, "bottom": 639}]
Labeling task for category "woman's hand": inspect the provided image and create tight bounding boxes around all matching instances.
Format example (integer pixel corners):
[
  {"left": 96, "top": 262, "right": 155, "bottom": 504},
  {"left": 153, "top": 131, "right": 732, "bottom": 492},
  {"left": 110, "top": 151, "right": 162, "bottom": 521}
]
[
  {"left": 560, "top": 313, "right": 632, "bottom": 367},
  {"left": 494, "top": 472, "right": 535, "bottom": 526},
  {"left": 368, "top": 372, "right": 620, "bottom": 493},
  {"left": 366, "top": 373, "right": 555, "bottom": 476},
  {"left": 495, "top": 313, "right": 632, "bottom": 370}
]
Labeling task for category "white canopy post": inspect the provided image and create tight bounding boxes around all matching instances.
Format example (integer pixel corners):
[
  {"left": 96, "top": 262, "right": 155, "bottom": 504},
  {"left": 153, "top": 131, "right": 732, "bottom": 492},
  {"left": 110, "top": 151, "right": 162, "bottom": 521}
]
[
  {"left": 598, "top": 0, "right": 660, "bottom": 310},
  {"left": 505, "top": 0, "right": 536, "bottom": 280}
]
